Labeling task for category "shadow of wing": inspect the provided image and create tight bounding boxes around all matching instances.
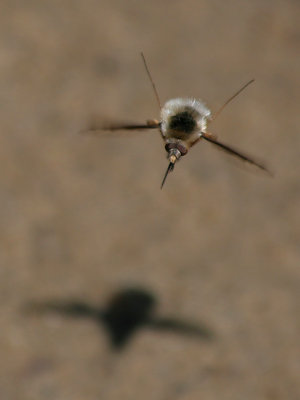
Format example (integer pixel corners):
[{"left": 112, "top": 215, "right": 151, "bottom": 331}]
[{"left": 149, "top": 317, "right": 213, "bottom": 339}]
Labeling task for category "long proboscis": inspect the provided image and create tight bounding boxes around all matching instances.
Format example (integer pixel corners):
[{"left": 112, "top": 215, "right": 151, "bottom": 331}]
[
  {"left": 201, "top": 133, "right": 272, "bottom": 175},
  {"left": 161, "top": 162, "right": 175, "bottom": 189}
]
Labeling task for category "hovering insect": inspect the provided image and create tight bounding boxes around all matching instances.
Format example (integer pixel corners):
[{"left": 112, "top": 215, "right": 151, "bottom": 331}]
[{"left": 84, "top": 53, "right": 271, "bottom": 188}]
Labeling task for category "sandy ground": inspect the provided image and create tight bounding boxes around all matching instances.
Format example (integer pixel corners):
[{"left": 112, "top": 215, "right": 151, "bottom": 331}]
[{"left": 0, "top": 1, "right": 299, "bottom": 399}]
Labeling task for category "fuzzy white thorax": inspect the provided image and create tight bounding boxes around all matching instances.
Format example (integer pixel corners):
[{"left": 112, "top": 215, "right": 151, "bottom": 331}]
[{"left": 160, "top": 98, "right": 211, "bottom": 138}]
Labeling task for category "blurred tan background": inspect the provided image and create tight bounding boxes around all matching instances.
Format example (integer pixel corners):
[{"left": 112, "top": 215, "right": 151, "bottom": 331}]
[{"left": 0, "top": 1, "right": 299, "bottom": 399}]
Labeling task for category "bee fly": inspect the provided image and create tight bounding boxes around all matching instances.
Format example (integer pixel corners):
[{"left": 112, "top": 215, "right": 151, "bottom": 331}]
[{"left": 84, "top": 53, "right": 271, "bottom": 188}]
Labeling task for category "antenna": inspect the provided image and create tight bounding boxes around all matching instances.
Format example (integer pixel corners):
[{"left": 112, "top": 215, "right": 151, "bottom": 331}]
[
  {"left": 212, "top": 79, "right": 255, "bottom": 121},
  {"left": 141, "top": 52, "right": 162, "bottom": 110}
]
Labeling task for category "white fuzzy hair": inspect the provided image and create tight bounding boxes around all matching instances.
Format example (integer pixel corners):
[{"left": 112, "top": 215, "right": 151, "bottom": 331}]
[
  {"left": 161, "top": 98, "right": 211, "bottom": 120},
  {"left": 160, "top": 98, "right": 211, "bottom": 135}
]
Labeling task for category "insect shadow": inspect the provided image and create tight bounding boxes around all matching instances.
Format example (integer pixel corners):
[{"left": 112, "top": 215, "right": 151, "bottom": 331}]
[{"left": 26, "top": 287, "right": 214, "bottom": 350}]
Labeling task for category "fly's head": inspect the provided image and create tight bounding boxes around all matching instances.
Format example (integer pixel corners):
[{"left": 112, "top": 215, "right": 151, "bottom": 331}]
[{"left": 164, "top": 141, "right": 188, "bottom": 164}]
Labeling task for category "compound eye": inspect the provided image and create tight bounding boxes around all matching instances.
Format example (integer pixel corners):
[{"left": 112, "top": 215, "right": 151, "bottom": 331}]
[
  {"left": 165, "top": 143, "right": 177, "bottom": 152},
  {"left": 176, "top": 143, "right": 188, "bottom": 156}
]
